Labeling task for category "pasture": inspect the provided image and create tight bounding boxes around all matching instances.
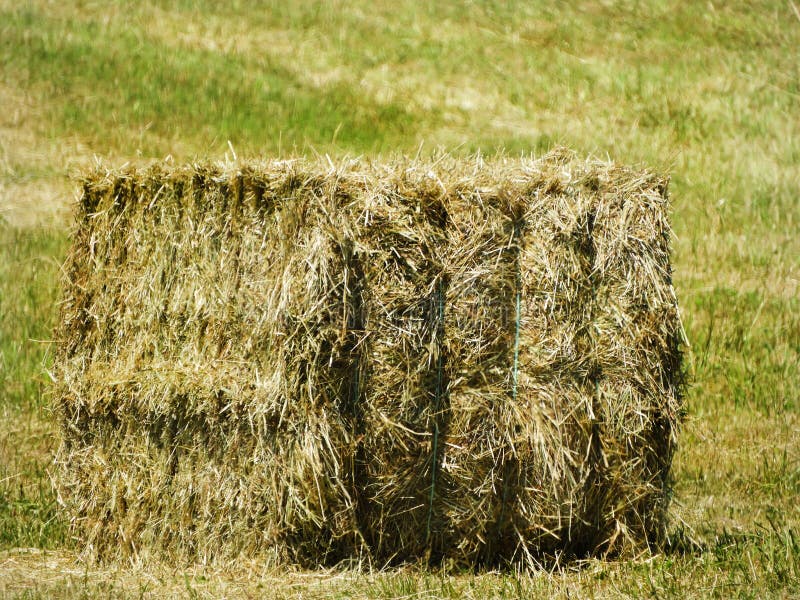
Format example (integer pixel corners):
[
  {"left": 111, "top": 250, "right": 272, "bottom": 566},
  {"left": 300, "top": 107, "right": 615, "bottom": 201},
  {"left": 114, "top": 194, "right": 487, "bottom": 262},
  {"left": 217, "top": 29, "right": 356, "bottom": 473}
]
[{"left": 0, "top": 1, "right": 798, "bottom": 597}]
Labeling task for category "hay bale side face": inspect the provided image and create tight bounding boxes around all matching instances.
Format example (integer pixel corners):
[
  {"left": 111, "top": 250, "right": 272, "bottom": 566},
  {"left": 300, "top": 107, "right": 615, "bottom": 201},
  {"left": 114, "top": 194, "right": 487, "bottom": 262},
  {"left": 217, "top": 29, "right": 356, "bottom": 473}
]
[
  {"left": 55, "top": 164, "right": 361, "bottom": 565},
  {"left": 54, "top": 153, "right": 683, "bottom": 567}
]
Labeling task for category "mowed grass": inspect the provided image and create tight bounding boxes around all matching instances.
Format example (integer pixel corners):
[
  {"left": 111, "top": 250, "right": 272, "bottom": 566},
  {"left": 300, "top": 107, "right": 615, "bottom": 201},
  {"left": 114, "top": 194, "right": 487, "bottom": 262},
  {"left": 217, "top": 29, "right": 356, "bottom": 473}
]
[{"left": 0, "top": 0, "right": 798, "bottom": 597}]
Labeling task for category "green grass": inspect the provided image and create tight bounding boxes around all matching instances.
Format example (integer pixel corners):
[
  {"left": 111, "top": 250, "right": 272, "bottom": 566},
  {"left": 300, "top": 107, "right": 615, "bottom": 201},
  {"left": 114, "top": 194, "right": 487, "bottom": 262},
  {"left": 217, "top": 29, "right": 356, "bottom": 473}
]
[
  {"left": 0, "top": 229, "right": 69, "bottom": 551},
  {"left": 2, "top": 9, "right": 422, "bottom": 155},
  {"left": 0, "top": 0, "right": 798, "bottom": 597}
]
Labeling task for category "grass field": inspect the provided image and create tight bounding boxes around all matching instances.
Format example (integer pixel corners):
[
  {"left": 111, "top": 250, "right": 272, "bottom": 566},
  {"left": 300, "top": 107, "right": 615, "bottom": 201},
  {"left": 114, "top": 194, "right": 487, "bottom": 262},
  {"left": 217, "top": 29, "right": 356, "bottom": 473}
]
[{"left": 1, "top": 0, "right": 798, "bottom": 597}]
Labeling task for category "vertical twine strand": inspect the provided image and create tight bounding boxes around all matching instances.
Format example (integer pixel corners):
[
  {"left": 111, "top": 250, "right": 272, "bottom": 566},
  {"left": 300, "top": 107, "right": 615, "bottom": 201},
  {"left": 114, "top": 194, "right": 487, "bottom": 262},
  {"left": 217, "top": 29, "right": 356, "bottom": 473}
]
[{"left": 426, "top": 277, "right": 445, "bottom": 545}]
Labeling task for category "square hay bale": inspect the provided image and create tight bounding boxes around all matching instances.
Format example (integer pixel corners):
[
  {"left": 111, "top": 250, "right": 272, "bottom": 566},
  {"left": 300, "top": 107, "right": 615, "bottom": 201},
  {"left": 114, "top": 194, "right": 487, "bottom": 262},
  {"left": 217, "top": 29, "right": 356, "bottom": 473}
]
[{"left": 53, "top": 151, "right": 684, "bottom": 568}]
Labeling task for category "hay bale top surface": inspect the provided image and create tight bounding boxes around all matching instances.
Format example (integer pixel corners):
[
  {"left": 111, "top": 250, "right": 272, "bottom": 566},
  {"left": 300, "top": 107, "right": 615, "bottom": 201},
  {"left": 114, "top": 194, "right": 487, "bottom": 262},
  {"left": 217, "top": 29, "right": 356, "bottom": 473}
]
[{"left": 77, "top": 151, "right": 667, "bottom": 218}]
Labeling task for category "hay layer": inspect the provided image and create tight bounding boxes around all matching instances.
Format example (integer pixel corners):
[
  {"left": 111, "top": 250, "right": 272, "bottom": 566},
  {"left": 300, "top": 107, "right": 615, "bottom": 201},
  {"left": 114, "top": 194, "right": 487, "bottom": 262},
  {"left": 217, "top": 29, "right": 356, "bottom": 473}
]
[{"left": 54, "top": 152, "right": 684, "bottom": 567}]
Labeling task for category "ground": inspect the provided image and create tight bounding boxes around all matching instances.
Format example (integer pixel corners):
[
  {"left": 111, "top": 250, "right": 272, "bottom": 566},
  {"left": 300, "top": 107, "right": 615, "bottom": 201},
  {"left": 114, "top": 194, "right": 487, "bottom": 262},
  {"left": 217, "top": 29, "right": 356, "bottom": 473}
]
[{"left": 0, "top": 1, "right": 798, "bottom": 597}]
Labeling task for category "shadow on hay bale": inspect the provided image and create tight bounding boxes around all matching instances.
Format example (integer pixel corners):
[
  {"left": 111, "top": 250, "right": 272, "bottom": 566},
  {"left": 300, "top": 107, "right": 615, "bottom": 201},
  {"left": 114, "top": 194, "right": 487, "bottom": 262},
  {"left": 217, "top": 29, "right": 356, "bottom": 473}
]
[{"left": 53, "top": 151, "right": 685, "bottom": 568}]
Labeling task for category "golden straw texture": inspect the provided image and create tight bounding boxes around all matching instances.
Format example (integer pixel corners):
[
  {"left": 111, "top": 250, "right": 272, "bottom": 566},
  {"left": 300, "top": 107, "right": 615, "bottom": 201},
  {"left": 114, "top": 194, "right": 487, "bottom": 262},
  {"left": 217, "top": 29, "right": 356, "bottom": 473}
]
[{"left": 53, "top": 151, "right": 684, "bottom": 568}]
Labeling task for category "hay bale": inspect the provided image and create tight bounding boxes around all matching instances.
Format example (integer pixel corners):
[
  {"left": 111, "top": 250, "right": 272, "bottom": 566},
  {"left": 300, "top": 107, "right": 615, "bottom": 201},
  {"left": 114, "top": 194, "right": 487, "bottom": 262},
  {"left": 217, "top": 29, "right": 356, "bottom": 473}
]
[{"left": 53, "top": 152, "right": 684, "bottom": 568}]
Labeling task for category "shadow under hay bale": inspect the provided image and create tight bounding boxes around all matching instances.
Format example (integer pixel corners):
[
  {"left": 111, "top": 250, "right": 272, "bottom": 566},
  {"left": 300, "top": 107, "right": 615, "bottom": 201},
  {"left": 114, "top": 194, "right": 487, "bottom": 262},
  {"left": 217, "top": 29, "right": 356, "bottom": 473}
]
[{"left": 53, "top": 151, "right": 684, "bottom": 569}]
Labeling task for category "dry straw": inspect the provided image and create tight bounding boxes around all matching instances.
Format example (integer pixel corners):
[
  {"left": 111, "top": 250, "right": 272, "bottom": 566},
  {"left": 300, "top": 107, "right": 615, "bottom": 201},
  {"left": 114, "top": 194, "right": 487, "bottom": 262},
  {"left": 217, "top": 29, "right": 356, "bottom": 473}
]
[{"left": 53, "top": 151, "right": 684, "bottom": 568}]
